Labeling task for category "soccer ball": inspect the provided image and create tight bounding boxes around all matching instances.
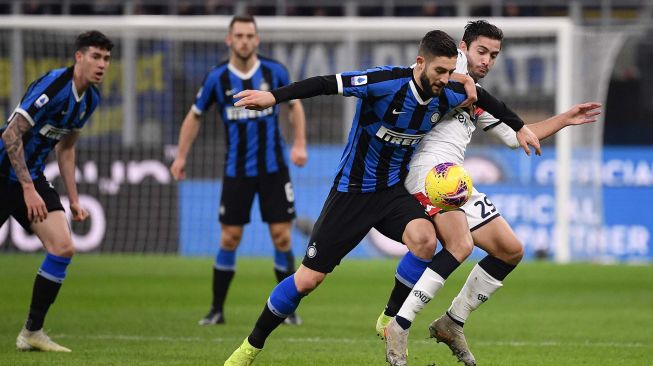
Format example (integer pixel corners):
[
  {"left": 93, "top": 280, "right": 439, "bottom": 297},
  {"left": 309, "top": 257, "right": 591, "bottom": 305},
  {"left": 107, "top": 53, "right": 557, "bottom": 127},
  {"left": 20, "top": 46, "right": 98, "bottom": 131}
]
[{"left": 424, "top": 162, "right": 473, "bottom": 210}]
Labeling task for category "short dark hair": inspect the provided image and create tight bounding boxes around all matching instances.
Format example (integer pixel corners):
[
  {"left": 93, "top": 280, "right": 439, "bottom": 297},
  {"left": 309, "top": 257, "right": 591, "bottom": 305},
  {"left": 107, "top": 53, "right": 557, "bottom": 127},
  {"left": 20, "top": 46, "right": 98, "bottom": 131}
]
[
  {"left": 418, "top": 30, "right": 458, "bottom": 59},
  {"left": 229, "top": 14, "right": 257, "bottom": 32},
  {"left": 75, "top": 30, "right": 113, "bottom": 52},
  {"left": 462, "top": 20, "right": 504, "bottom": 48}
]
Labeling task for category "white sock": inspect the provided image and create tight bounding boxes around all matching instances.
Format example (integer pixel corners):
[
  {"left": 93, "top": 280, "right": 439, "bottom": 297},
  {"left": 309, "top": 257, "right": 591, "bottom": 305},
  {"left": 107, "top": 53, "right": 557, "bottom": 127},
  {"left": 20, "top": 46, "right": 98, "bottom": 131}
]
[
  {"left": 396, "top": 268, "right": 445, "bottom": 323},
  {"left": 447, "top": 264, "right": 503, "bottom": 324}
]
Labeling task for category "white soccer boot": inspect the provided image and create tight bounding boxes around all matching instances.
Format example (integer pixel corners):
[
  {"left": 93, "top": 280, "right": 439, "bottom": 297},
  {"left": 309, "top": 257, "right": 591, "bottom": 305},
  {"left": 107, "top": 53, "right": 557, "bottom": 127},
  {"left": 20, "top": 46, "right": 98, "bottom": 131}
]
[
  {"left": 16, "top": 328, "right": 71, "bottom": 352},
  {"left": 384, "top": 318, "right": 408, "bottom": 366},
  {"left": 428, "top": 314, "right": 476, "bottom": 366}
]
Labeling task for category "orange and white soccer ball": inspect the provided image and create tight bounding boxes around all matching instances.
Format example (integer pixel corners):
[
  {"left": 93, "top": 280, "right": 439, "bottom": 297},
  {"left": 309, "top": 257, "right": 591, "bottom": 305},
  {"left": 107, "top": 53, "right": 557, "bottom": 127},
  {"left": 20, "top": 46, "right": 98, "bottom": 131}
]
[{"left": 424, "top": 162, "right": 473, "bottom": 210}]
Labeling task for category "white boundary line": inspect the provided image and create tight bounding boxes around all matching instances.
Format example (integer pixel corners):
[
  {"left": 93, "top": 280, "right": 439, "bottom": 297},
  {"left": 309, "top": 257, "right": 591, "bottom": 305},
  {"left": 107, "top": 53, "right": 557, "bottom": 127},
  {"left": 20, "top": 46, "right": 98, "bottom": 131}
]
[{"left": 53, "top": 334, "right": 648, "bottom": 348}]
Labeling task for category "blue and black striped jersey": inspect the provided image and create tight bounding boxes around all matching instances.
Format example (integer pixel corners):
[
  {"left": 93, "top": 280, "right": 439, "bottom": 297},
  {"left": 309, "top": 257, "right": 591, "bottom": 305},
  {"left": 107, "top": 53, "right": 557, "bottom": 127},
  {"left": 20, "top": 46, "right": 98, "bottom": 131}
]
[
  {"left": 334, "top": 66, "right": 467, "bottom": 193},
  {"left": 192, "top": 55, "right": 292, "bottom": 178},
  {"left": 0, "top": 66, "right": 100, "bottom": 181}
]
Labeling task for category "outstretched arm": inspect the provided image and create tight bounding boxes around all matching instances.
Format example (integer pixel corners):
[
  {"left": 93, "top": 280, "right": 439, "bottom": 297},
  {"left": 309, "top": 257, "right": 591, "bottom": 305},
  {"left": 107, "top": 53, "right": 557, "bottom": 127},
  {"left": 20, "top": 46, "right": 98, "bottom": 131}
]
[
  {"left": 485, "top": 102, "right": 602, "bottom": 150},
  {"left": 1, "top": 114, "right": 47, "bottom": 222},
  {"left": 527, "top": 102, "right": 602, "bottom": 140},
  {"left": 56, "top": 130, "right": 88, "bottom": 221},
  {"left": 235, "top": 75, "right": 338, "bottom": 111}
]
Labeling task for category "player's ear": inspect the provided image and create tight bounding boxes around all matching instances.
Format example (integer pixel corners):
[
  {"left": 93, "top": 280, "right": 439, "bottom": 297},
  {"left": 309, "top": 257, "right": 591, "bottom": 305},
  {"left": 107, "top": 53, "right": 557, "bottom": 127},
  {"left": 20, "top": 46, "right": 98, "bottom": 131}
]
[
  {"left": 415, "top": 55, "right": 425, "bottom": 69},
  {"left": 458, "top": 41, "right": 467, "bottom": 52},
  {"left": 74, "top": 50, "right": 83, "bottom": 63},
  {"left": 224, "top": 34, "right": 232, "bottom": 47}
]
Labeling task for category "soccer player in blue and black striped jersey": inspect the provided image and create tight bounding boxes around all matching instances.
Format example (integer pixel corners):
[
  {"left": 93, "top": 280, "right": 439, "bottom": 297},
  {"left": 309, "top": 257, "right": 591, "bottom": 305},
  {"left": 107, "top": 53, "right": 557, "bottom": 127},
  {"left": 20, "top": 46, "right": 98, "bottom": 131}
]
[
  {"left": 224, "top": 29, "right": 535, "bottom": 365},
  {"left": 170, "top": 15, "right": 307, "bottom": 327},
  {"left": 0, "top": 30, "right": 113, "bottom": 352}
]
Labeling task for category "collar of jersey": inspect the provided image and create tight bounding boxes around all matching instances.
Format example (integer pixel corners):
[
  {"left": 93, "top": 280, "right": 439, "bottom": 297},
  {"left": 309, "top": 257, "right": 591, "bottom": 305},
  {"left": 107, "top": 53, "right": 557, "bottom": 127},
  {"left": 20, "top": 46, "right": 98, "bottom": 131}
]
[
  {"left": 408, "top": 79, "right": 432, "bottom": 105},
  {"left": 71, "top": 80, "right": 85, "bottom": 102},
  {"left": 228, "top": 59, "right": 261, "bottom": 80}
]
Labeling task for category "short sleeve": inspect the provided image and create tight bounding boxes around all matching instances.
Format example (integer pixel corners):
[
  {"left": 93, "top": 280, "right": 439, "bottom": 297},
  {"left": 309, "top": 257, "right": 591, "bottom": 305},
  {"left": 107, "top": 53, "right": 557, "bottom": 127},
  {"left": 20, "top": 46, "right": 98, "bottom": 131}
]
[{"left": 192, "top": 70, "right": 220, "bottom": 115}]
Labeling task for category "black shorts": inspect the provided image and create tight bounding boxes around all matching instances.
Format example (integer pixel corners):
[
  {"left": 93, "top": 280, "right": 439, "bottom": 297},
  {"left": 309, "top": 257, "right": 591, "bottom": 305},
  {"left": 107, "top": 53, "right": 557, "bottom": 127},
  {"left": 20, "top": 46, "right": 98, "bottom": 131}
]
[
  {"left": 302, "top": 184, "right": 431, "bottom": 273},
  {"left": 0, "top": 175, "right": 65, "bottom": 231},
  {"left": 219, "top": 167, "right": 296, "bottom": 225}
]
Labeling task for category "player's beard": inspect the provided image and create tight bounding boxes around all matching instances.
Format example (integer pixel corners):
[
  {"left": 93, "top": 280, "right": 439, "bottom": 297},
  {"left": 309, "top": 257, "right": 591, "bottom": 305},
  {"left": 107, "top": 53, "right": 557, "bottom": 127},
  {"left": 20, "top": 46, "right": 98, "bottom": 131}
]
[{"left": 419, "top": 70, "right": 440, "bottom": 98}]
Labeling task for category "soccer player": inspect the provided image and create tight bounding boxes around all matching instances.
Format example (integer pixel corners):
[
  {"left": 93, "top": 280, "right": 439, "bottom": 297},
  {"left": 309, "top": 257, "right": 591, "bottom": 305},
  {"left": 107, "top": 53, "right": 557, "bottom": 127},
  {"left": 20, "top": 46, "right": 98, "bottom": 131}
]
[
  {"left": 169, "top": 15, "right": 308, "bottom": 326},
  {"left": 223, "top": 29, "right": 539, "bottom": 366},
  {"left": 379, "top": 21, "right": 602, "bottom": 366},
  {"left": 0, "top": 30, "right": 113, "bottom": 352}
]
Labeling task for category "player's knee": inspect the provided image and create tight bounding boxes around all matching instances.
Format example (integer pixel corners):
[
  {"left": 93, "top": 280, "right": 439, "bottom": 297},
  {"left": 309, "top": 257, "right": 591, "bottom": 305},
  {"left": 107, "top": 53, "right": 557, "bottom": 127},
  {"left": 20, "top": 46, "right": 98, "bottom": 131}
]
[
  {"left": 49, "top": 241, "right": 75, "bottom": 258},
  {"left": 505, "top": 240, "right": 524, "bottom": 264},
  {"left": 294, "top": 271, "right": 325, "bottom": 294},
  {"left": 410, "top": 231, "right": 437, "bottom": 260},
  {"left": 271, "top": 231, "right": 291, "bottom": 251},
  {"left": 456, "top": 233, "right": 475, "bottom": 257},
  {"left": 494, "top": 238, "right": 524, "bottom": 265},
  {"left": 221, "top": 232, "right": 242, "bottom": 250}
]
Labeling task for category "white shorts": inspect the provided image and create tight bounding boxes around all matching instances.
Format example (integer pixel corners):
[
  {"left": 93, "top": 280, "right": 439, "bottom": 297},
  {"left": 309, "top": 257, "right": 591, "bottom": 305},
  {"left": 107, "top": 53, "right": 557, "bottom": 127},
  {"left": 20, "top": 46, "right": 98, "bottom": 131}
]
[{"left": 404, "top": 164, "right": 501, "bottom": 231}]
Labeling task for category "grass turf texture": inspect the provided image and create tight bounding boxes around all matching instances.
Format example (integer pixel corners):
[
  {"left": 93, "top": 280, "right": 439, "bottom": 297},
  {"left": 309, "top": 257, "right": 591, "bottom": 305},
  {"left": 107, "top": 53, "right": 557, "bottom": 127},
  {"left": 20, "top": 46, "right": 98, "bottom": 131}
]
[{"left": 0, "top": 255, "right": 651, "bottom": 366}]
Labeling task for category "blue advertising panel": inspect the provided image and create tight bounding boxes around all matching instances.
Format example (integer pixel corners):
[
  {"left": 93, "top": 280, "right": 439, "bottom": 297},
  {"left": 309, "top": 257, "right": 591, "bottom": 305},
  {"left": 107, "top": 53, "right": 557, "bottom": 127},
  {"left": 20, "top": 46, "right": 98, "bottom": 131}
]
[{"left": 179, "top": 146, "right": 653, "bottom": 263}]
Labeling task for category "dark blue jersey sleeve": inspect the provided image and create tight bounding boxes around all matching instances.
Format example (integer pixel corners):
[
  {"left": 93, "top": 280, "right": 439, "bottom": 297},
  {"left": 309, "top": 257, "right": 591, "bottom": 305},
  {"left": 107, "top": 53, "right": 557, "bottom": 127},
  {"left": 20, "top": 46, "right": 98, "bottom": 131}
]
[
  {"left": 15, "top": 71, "right": 59, "bottom": 126},
  {"left": 339, "top": 66, "right": 410, "bottom": 98},
  {"left": 192, "top": 69, "right": 220, "bottom": 115}
]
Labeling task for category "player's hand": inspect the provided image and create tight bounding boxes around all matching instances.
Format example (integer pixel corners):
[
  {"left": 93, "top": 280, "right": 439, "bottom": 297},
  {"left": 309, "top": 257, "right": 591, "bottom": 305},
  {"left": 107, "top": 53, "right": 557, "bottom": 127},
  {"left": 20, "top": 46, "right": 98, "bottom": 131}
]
[
  {"left": 516, "top": 125, "right": 542, "bottom": 156},
  {"left": 233, "top": 90, "right": 276, "bottom": 111},
  {"left": 23, "top": 186, "right": 47, "bottom": 223},
  {"left": 564, "top": 102, "right": 602, "bottom": 126},
  {"left": 70, "top": 201, "right": 89, "bottom": 222},
  {"left": 458, "top": 74, "right": 478, "bottom": 110},
  {"left": 291, "top": 144, "right": 307, "bottom": 167},
  {"left": 170, "top": 158, "right": 187, "bottom": 181}
]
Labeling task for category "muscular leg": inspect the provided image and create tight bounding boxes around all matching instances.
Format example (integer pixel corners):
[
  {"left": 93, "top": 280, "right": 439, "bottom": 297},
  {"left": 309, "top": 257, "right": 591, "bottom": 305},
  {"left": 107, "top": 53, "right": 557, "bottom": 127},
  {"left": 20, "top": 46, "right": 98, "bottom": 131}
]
[
  {"left": 395, "top": 211, "right": 473, "bottom": 328},
  {"left": 247, "top": 265, "right": 325, "bottom": 349},
  {"left": 269, "top": 221, "right": 294, "bottom": 281},
  {"left": 27, "top": 211, "right": 75, "bottom": 331},
  {"left": 201, "top": 224, "right": 243, "bottom": 325},
  {"left": 16, "top": 211, "right": 74, "bottom": 352},
  {"left": 447, "top": 216, "right": 523, "bottom": 325}
]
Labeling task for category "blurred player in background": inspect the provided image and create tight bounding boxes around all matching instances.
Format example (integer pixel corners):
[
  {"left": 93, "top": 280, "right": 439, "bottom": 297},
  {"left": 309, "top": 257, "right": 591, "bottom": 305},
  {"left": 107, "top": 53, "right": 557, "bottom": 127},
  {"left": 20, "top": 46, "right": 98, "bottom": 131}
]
[
  {"left": 223, "top": 29, "right": 539, "bottom": 366},
  {"left": 377, "top": 21, "right": 602, "bottom": 366},
  {"left": 0, "top": 30, "right": 113, "bottom": 352},
  {"left": 170, "top": 15, "right": 307, "bottom": 326}
]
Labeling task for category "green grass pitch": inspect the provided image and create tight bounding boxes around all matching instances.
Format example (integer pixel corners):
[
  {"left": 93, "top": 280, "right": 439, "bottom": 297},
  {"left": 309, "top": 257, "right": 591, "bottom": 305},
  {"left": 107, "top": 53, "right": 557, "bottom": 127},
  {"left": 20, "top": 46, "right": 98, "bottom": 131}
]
[{"left": 0, "top": 254, "right": 651, "bottom": 365}]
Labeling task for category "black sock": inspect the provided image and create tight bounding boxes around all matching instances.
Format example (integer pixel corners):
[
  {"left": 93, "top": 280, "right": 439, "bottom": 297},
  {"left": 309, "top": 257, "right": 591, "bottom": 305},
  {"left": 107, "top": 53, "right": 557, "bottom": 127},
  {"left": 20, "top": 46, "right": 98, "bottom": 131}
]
[
  {"left": 247, "top": 303, "right": 286, "bottom": 349},
  {"left": 212, "top": 268, "right": 235, "bottom": 313},
  {"left": 274, "top": 251, "right": 295, "bottom": 283},
  {"left": 25, "top": 275, "right": 62, "bottom": 331},
  {"left": 478, "top": 255, "right": 516, "bottom": 281},
  {"left": 427, "top": 249, "right": 461, "bottom": 280},
  {"left": 383, "top": 277, "right": 412, "bottom": 317}
]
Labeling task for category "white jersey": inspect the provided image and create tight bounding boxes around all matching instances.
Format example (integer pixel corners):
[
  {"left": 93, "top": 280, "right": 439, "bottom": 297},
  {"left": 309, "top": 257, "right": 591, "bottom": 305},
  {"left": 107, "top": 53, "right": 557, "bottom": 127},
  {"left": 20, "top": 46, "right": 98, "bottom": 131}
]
[{"left": 405, "top": 49, "right": 520, "bottom": 196}]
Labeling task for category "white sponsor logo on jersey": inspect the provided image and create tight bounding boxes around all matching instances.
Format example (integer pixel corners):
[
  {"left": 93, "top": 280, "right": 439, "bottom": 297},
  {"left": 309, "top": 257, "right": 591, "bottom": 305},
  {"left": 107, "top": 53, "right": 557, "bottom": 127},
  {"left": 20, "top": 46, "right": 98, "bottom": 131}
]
[
  {"left": 39, "top": 124, "right": 71, "bottom": 140},
  {"left": 225, "top": 106, "right": 274, "bottom": 120},
  {"left": 376, "top": 125, "right": 425, "bottom": 146}
]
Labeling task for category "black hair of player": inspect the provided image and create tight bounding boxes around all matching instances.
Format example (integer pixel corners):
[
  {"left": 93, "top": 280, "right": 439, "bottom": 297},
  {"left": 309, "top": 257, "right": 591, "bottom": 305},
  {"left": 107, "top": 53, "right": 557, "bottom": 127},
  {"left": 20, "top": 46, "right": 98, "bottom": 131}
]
[
  {"left": 229, "top": 14, "right": 257, "bottom": 32},
  {"left": 462, "top": 20, "right": 504, "bottom": 48},
  {"left": 75, "top": 30, "right": 114, "bottom": 52},
  {"left": 418, "top": 30, "right": 458, "bottom": 60}
]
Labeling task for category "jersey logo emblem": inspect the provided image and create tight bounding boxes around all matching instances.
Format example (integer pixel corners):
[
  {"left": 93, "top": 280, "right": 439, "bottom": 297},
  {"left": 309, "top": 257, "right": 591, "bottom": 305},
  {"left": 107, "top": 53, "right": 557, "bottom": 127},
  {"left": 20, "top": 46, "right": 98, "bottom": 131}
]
[
  {"left": 430, "top": 112, "right": 441, "bottom": 124},
  {"left": 79, "top": 110, "right": 86, "bottom": 120},
  {"left": 225, "top": 88, "right": 237, "bottom": 96},
  {"left": 259, "top": 82, "right": 270, "bottom": 91},
  {"left": 307, "top": 243, "right": 318, "bottom": 258},
  {"left": 35, "top": 94, "right": 49, "bottom": 108},
  {"left": 392, "top": 109, "right": 407, "bottom": 115},
  {"left": 351, "top": 75, "right": 367, "bottom": 86}
]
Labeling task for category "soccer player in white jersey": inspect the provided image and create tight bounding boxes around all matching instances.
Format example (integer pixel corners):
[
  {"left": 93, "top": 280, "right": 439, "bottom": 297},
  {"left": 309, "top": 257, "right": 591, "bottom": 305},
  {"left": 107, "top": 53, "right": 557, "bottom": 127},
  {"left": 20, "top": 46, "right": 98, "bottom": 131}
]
[{"left": 380, "top": 21, "right": 601, "bottom": 366}]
